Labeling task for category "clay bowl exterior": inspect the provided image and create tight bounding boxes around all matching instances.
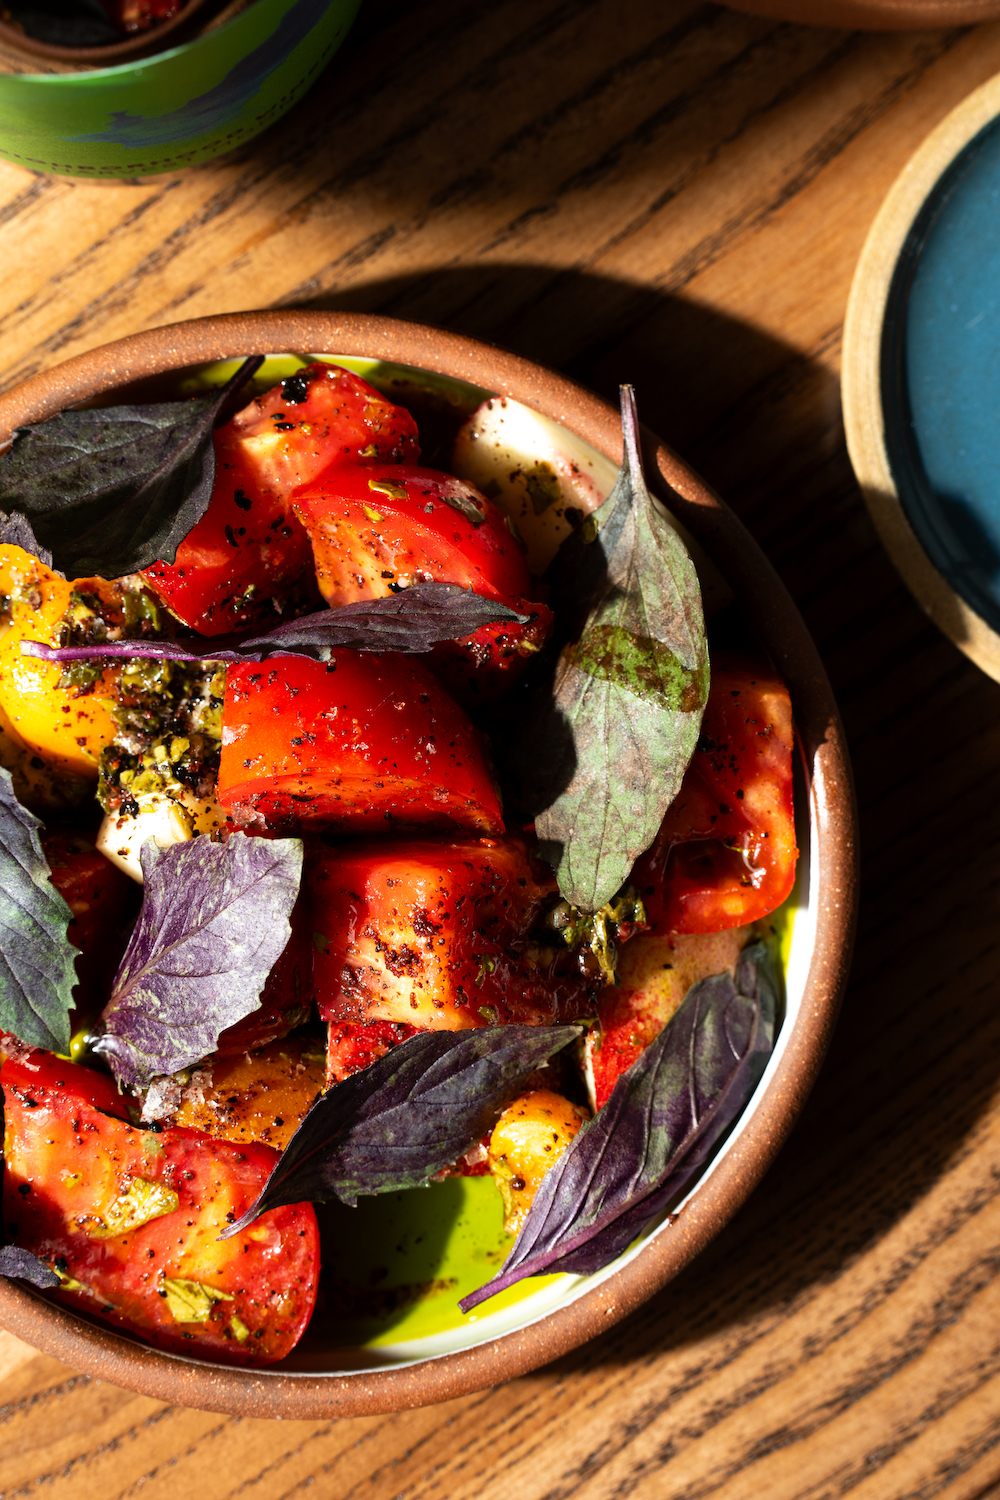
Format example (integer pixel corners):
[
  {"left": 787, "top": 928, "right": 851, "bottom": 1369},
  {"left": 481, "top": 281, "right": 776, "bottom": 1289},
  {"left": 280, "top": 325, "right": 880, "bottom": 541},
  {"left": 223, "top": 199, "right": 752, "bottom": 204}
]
[
  {"left": 0, "top": 312, "right": 857, "bottom": 1419},
  {"left": 724, "top": 0, "right": 1000, "bottom": 25}
]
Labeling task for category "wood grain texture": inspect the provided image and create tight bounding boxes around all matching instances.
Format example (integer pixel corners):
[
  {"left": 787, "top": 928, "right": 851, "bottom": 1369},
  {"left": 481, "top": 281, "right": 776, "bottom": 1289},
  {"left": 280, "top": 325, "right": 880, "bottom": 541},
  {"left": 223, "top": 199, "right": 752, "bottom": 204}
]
[{"left": 2, "top": 0, "right": 1000, "bottom": 1494}]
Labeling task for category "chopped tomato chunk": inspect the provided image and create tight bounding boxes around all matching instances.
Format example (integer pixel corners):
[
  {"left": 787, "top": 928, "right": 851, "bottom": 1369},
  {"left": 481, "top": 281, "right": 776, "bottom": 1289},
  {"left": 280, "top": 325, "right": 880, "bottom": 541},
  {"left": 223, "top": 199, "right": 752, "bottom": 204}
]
[
  {"left": 141, "top": 364, "right": 418, "bottom": 636},
  {"left": 292, "top": 464, "right": 530, "bottom": 607},
  {"left": 218, "top": 653, "right": 503, "bottom": 836},
  {"left": 292, "top": 462, "right": 552, "bottom": 702},
  {"left": 1, "top": 1051, "right": 319, "bottom": 1365},
  {"left": 41, "top": 830, "right": 136, "bottom": 1026},
  {"left": 172, "top": 1038, "right": 325, "bottom": 1152},
  {"left": 325, "top": 1020, "right": 422, "bottom": 1085},
  {"left": 306, "top": 835, "right": 595, "bottom": 1032},
  {"left": 633, "top": 654, "right": 797, "bottom": 934},
  {"left": 585, "top": 928, "right": 753, "bottom": 1110}
]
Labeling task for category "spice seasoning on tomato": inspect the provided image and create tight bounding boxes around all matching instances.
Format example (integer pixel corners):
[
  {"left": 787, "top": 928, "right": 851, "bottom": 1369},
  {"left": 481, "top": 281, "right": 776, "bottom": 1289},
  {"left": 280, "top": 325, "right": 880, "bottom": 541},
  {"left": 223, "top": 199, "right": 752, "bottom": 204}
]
[{"left": 217, "top": 652, "right": 504, "bottom": 835}]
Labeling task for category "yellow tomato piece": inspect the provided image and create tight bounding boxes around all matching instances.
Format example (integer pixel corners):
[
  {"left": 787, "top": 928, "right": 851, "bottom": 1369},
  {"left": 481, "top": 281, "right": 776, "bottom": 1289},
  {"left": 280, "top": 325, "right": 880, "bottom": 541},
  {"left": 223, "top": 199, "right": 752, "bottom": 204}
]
[
  {"left": 488, "top": 1088, "right": 589, "bottom": 1236},
  {"left": 0, "top": 547, "right": 119, "bottom": 778},
  {"left": 172, "top": 1040, "right": 325, "bottom": 1152}
]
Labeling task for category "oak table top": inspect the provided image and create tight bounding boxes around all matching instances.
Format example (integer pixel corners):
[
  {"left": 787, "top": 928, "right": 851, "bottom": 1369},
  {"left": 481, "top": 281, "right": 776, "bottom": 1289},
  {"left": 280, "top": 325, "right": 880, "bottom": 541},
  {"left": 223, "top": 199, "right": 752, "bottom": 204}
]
[{"left": 1, "top": 1, "right": 1000, "bottom": 1496}]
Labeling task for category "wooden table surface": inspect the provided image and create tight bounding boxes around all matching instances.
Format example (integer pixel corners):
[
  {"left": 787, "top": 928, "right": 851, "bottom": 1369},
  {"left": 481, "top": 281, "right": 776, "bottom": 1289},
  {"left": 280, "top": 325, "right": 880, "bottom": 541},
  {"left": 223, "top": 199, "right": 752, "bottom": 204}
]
[{"left": 2, "top": 2, "right": 1000, "bottom": 1495}]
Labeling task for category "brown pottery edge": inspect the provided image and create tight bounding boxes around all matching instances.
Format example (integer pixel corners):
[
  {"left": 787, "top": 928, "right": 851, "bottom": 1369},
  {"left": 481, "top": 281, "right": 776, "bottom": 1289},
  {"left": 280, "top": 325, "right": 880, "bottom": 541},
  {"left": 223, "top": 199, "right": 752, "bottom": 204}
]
[{"left": 0, "top": 311, "right": 858, "bottom": 1419}]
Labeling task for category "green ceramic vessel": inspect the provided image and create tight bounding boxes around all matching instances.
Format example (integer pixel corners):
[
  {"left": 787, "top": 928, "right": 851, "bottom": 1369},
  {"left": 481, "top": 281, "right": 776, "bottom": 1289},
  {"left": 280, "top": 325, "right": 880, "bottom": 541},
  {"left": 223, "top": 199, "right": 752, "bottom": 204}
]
[{"left": 0, "top": 0, "right": 359, "bottom": 179}]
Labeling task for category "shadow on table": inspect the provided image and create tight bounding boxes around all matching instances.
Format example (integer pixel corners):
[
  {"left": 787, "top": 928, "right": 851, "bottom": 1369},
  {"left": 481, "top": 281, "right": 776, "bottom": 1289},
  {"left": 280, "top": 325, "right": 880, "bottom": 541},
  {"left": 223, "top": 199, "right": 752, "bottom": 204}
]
[{"left": 297, "top": 264, "right": 1000, "bottom": 1373}]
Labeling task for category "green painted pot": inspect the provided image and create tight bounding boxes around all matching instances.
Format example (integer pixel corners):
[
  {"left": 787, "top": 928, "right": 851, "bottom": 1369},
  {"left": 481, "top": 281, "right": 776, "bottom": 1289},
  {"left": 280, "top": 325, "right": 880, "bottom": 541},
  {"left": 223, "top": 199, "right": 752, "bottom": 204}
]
[{"left": 0, "top": 0, "right": 360, "bottom": 179}]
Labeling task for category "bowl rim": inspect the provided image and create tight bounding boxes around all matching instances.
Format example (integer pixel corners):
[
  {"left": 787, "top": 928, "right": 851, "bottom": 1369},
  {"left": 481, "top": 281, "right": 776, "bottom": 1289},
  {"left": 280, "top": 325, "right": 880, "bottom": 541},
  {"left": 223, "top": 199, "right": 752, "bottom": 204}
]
[{"left": 0, "top": 310, "right": 858, "bottom": 1419}]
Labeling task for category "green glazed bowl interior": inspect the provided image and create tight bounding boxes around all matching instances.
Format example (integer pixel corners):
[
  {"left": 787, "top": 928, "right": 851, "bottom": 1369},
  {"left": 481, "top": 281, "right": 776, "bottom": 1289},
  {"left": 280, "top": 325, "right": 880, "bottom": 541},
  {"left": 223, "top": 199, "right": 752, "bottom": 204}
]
[{"left": 0, "top": 312, "right": 857, "bottom": 1418}]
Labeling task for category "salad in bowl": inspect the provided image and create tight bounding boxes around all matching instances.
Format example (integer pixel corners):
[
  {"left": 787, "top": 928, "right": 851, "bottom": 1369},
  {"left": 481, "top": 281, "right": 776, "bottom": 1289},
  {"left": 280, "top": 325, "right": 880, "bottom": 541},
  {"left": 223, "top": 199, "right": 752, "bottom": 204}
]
[{"left": 0, "top": 315, "right": 854, "bottom": 1417}]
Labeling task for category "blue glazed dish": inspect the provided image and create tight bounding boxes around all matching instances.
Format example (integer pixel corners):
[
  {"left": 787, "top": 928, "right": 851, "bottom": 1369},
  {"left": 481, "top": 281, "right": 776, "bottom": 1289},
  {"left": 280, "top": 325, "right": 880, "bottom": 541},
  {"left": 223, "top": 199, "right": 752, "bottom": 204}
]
[{"left": 882, "top": 115, "right": 1000, "bottom": 639}]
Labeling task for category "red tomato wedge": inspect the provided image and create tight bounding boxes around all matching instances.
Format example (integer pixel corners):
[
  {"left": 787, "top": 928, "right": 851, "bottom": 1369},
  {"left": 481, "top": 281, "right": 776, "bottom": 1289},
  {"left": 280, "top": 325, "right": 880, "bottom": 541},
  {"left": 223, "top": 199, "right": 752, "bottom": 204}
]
[
  {"left": 218, "top": 653, "right": 504, "bottom": 835},
  {"left": 586, "top": 928, "right": 753, "bottom": 1110},
  {"left": 292, "top": 462, "right": 553, "bottom": 702},
  {"left": 307, "top": 835, "right": 595, "bottom": 1033},
  {"left": 325, "top": 1020, "right": 422, "bottom": 1085},
  {"left": 633, "top": 654, "right": 797, "bottom": 934},
  {"left": 291, "top": 464, "right": 530, "bottom": 607},
  {"left": 142, "top": 364, "right": 419, "bottom": 636},
  {"left": 41, "top": 831, "right": 136, "bottom": 1025},
  {"left": 1, "top": 1051, "right": 319, "bottom": 1366}
]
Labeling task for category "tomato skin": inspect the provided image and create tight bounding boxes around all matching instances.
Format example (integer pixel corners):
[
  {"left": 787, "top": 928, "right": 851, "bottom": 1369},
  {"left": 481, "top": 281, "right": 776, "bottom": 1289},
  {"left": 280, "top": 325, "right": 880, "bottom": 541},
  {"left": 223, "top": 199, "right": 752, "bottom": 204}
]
[
  {"left": 217, "top": 653, "right": 504, "bottom": 836},
  {"left": 141, "top": 365, "right": 418, "bottom": 637},
  {"left": 0, "top": 548, "right": 120, "bottom": 779},
  {"left": 292, "top": 464, "right": 530, "bottom": 608},
  {"left": 325, "top": 1020, "right": 421, "bottom": 1085},
  {"left": 292, "top": 462, "right": 552, "bottom": 703},
  {"left": 633, "top": 654, "right": 797, "bottom": 934},
  {"left": 140, "top": 434, "right": 315, "bottom": 637},
  {"left": 40, "top": 831, "right": 137, "bottom": 1026},
  {"left": 172, "top": 1038, "right": 325, "bottom": 1152},
  {"left": 586, "top": 928, "right": 752, "bottom": 1110},
  {"left": 1, "top": 1051, "right": 319, "bottom": 1366},
  {"left": 307, "top": 836, "right": 596, "bottom": 1033}
]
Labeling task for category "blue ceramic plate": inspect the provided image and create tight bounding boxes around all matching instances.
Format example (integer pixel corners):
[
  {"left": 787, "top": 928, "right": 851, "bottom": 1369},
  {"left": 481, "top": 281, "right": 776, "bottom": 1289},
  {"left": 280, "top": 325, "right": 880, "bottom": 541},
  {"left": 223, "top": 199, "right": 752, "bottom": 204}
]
[
  {"left": 883, "top": 114, "right": 1000, "bottom": 637},
  {"left": 844, "top": 73, "right": 1000, "bottom": 680}
]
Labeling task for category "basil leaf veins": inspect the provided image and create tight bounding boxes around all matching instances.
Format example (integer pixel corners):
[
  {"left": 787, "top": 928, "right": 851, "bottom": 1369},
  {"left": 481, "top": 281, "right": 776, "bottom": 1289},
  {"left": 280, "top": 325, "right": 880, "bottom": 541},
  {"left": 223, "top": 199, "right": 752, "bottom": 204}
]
[
  {"left": 460, "top": 942, "right": 777, "bottom": 1310},
  {"left": 21, "top": 584, "right": 532, "bottom": 666},
  {"left": 93, "top": 831, "right": 302, "bottom": 1093},
  {"left": 221, "top": 1023, "right": 582, "bottom": 1237},
  {"left": 0, "top": 356, "right": 263, "bottom": 580},
  {"left": 517, "top": 386, "right": 708, "bottom": 913},
  {"left": 0, "top": 768, "right": 77, "bottom": 1054}
]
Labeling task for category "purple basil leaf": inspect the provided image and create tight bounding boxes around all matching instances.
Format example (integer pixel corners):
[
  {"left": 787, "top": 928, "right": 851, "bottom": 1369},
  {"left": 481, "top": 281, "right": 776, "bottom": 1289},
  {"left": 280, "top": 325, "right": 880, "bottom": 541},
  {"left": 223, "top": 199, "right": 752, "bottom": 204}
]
[
  {"left": 93, "top": 831, "right": 302, "bottom": 1092},
  {"left": 515, "top": 386, "right": 708, "bottom": 913},
  {"left": 220, "top": 1024, "right": 582, "bottom": 1237},
  {"left": 0, "top": 768, "right": 76, "bottom": 1054},
  {"left": 0, "top": 356, "right": 262, "bottom": 580},
  {"left": 459, "top": 943, "right": 777, "bottom": 1310},
  {"left": 0, "top": 512, "right": 53, "bottom": 568},
  {"left": 0, "top": 1244, "right": 59, "bottom": 1289},
  {"left": 20, "top": 584, "right": 532, "bottom": 666}
]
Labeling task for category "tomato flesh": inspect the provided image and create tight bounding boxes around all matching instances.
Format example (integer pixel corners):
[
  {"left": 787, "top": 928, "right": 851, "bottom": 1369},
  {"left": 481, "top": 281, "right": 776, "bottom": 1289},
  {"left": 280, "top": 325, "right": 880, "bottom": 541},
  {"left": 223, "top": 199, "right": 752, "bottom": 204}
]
[
  {"left": 141, "top": 364, "right": 419, "bottom": 636},
  {"left": 307, "top": 835, "right": 595, "bottom": 1033},
  {"left": 41, "top": 830, "right": 136, "bottom": 1026},
  {"left": 1, "top": 1050, "right": 319, "bottom": 1365},
  {"left": 325, "top": 1020, "right": 422, "bottom": 1085},
  {"left": 586, "top": 928, "right": 753, "bottom": 1110},
  {"left": 292, "top": 462, "right": 552, "bottom": 703},
  {"left": 292, "top": 464, "right": 530, "bottom": 607},
  {"left": 633, "top": 654, "right": 797, "bottom": 934},
  {"left": 218, "top": 653, "right": 504, "bottom": 835}
]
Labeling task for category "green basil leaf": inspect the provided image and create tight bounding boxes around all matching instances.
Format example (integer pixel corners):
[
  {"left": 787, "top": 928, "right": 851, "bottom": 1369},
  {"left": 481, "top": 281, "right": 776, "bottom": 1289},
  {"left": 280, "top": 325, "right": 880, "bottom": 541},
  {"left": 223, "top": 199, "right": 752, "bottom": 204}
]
[
  {"left": 0, "top": 357, "right": 263, "bottom": 580},
  {"left": 518, "top": 387, "right": 708, "bottom": 912},
  {"left": 0, "top": 769, "right": 76, "bottom": 1053}
]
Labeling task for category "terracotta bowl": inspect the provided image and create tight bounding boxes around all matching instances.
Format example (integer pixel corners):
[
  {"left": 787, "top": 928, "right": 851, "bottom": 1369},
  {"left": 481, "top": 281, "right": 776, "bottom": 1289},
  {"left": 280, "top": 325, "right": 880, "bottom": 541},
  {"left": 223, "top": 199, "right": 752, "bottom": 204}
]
[{"left": 0, "top": 312, "right": 857, "bottom": 1419}]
